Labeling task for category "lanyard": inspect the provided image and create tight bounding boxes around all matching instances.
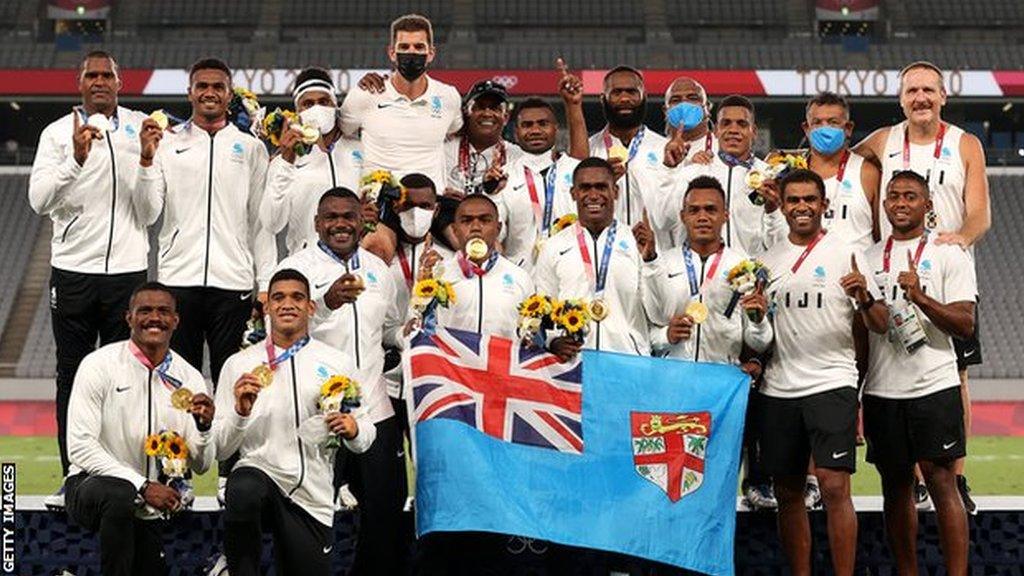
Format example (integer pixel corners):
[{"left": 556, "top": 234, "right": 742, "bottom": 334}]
[
  {"left": 129, "top": 340, "right": 182, "bottom": 391},
  {"left": 902, "top": 122, "right": 946, "bottom": 185},
  {"left": 682, "top": 245, "right": 724, "bottom": 297},
  {"left": 790, "top": 229, "right": 827, "bottom": 274},
  {"left": 603, "top": 125, "right": 646, "bottom": 164},
  {"left": 576, "top": 221, "right": 617, "bottom": 296},
  {"left": 265, "top": 335, "right": 310, "bottom": 371},
  {"left": 459, "top": 137, "right": 505, "bottom": 192},
  {"left": 703, "top": 132, "right": 713, "bottom": 154},
  {"left": 318, "top": 241, "right": 360, "bottom": 271},
  {"left": 718, "top": 151, "right": 753, "bottom": 169},
  {"left": 882, "top": 233, "right": 929, "bottom": 273},
  {"left": 457, "top": 249, "right": 499, "bottom": 278},
  {"left": 524, "top": 165, "right": 558, "bottom": 236},
  {"left": 397, "top": 243, "right": 415, "bottom": 288}
]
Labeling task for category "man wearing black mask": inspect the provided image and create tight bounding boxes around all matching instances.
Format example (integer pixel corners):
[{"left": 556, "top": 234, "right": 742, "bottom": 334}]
[
  {"left": 340, "top": 13, "right": 462, "bottom": 196},
  {"left": 588, "top": 66, "right": 669, "bottom": 228}
]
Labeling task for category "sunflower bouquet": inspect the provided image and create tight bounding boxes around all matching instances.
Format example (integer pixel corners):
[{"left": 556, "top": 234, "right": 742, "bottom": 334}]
[
  {"left": 724, "top": 259, "right": 770, "bottom": 320},
  {"left": 359, "top": 170, "right": 409, "bottom": 232},
  {"left": 260, "top": 108, "right": 320, "bottom": 157},
  {"left": 142, "top": 430, "right": 193, "bottom": 513},
  {"left": 228, "top": 86, "right": 262, "bottom": 135},
  {"left": 551, "top": 213, "right": 578, "bottom": 235},
  {"left": 745, "top": 151, "right": 808, "bottom": 206},
  {"left": 517, "top": 293, "right": 555, "bottom": 346},
  {"left": 318, "top": 375, "right": 362, "bottom": 449},
  {"left": 410, "top": 277, "right": 457, "bottom": 335},
  {"left": 551, "top": 298, "right": 593, "bottom": 343}
]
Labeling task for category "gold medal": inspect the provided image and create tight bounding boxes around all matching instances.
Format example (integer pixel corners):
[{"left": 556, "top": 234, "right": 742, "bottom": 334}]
[
  {"left": 466, "top": 237, "right": 489, "bottom": 260},
  {"left": 170, "top": 387, "right": 193, "bottom": 411},
  {"left": 685, "top": 301, "right": 709, "bottom": 324},
  {"left": 589, "top": 298, "right": 609, "bottom": 322},
  {"left": 745, "top": 170, "right": 765, "bottom": 190},
  {"left": 149, "top": 109, "right": 169, "bottom": 130},
  {"left": 608, "top": 144, "right": 629, "bottom": 163},
  {"left": 252, "top": 364, "right": 274, "bottom": 388}
]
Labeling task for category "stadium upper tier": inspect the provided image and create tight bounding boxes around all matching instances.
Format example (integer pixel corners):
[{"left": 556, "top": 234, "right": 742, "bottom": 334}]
[{"left": 2, "top": 0, "right": 1022, "bottom": 70}]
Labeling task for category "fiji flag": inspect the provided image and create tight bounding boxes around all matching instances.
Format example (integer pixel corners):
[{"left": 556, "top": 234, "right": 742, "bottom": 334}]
[{"left": 404, "top": 328, "right": 750, "bottom": 575}]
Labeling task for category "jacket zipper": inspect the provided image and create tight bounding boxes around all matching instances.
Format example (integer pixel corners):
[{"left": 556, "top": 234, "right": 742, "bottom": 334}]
[
  {"left": 725, "top": 166, "right": 733, "bottom": 248},
  {"left": 287, "top": 358, "right": 306, "bottom": 497},
  {"left": 352, "top": 302, "right": 361, "bottom": 368},
  {"left": 693, "top": 257, "right": 706, "bottom": 361},
  {"left": 202, "top": 132, "right": 216, "bottom": 286},
  {"left": 592, "top": 234, "right": 601, "bottom": 351},
  {"left": 327, "top": 151, "right": 337, "bottom": 187},
  {"left": 146, "top": 368, "right": 153, "bottom": 481},
  {"left": 477, "top": 275, "right": 484, "bottom": 333},
  {"left": 104, "top": 135, "right": 117, "bottom": 273}
]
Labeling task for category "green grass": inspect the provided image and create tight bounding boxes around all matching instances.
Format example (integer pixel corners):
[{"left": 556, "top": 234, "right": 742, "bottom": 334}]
[{"left": 2, "top": 435, "right": 1022, "bottom": 496}]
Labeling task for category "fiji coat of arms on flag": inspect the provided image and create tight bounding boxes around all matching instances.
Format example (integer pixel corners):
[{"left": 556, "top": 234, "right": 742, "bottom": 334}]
[{"left": 631, "top": 411, "right": 711, "bottom": 502}]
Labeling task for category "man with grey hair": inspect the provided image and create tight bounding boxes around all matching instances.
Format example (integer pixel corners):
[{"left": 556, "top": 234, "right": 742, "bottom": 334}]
[{"left": 29, "top": 50, "right": 151, "bottom": 510}]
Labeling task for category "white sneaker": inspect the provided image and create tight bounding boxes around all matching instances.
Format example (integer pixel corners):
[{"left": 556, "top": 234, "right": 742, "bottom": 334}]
[
  {"left": 743, "top": 484, "right": 778, "bottom": 511},
  {"left": 44, "top": 485, "right": 66, "bottom": 511},
  {"left": 335, "top": 484, "right": 359, "bottom": 511},
  {"left": 804, "top": 476, "right": 822, "bottom": 510},
  {"left": 217, "top": 477, "right": 227, "bottom": 509},
  {"left": 914, "top": 482, "right": 933, "bottom": 511}
]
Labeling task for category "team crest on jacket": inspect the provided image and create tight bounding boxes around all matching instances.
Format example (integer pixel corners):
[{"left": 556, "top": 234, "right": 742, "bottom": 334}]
[{"left": 631, "top": 411, "right": 711, "bottom": 502}]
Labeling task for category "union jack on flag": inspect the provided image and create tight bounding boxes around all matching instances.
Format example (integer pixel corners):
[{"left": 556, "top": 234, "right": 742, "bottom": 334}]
[{"left": 405, "top": 328, "right": 584, "bottom": 454}]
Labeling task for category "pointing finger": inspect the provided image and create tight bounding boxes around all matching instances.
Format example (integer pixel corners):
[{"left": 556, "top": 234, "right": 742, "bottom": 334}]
[
  {"left": 850, "top": 253, "right": 859, "bottom": 273},
  {"left": 555, "top": 57, "right": 568, "bottom": 77},
  {"left": 907, "top": 249, "right": 915, "bottom": 270}
]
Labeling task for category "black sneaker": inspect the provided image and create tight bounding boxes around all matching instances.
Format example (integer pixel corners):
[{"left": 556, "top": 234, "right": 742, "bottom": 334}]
[
  {"left": 914, "top": 482, "right": 932, "bottom": 511},
  {"left": 956, "top": 475, "right": 977, "bottom": 516}
]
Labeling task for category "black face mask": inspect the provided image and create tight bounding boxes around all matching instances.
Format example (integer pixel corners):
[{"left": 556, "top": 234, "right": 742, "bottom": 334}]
[
  {"left": 395, "top": 52, "right": 428, "bottom": 81},
  {"left": 602, "top": 96, "right": 646, "bottom": 129}
]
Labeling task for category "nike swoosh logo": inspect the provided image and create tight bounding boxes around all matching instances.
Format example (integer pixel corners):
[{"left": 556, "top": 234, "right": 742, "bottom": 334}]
[
  {"left": 377, "top": 103, "right": 393, "bottom": 109},
  {"left": 962, "top": 349, "right": 976, "bottom": 358},
  {"left": 668, "top": 271, "right": 684, "bottom": 279},
  {"left": 397, "top": 451, "right": 405, "bottom": 458},
  {"left": 887, "top": 151, "right": 901, "bottom": 158},
  {"left": 240, "top": 291, "right": 253, "bottom": 301},
  {"left": 115, "top": 386, "right": 131, "bottom": 393},
  {"left": 943, "top": 441, "right": 957, "bottom": 450},
  {"left": 175, "top": 148, "right": 190, "bottom": 154},
  {"left": 315, "top": 281, "right": 331, "bottom": 289},
  {"left": 323, "top": 545, "right": 333, "bottom": 554},
  {"left": 512, "top": 184, "right": 525, "bottom": 190},
  {"left": 558, "top": 247, "right": 572, "bottom": 256},
  {"left": 831, "top": 451, "right": 848, "bottom": 459},
  {"left": 294, "top": 163, "right": 307, "bottom": 169}
]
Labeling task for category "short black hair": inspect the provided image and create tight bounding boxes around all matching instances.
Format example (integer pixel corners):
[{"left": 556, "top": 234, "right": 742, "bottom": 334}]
[
  {"left": 318, "top": 186, "right": 361, "bottom": 208},
  {"left": 716, "top": 94, "right": 755, "bottom": 120},
  {"left": 603, "top": 65, "right": 644, "bottom": 90},
  {"left": 399, "top": 173, "right": 436, "bottom": 195},
  {"left": 805, "top": 91, "right": 849, "bottom": 116},
  {"left": 779, "top": 168, "right": 826, "bottom": 200},
  {"left": 129, "top": 281, "right": 176, "bottom": 309},
  {"left": 887, "top": 170, "right": 931, "bottom": 197},
  {"left": 572, "top": 157, "right": 616, "bottom": 183},
  {"left": 189, "top": 57, "right": 231, "bottom": 82},
  {"left": 80, "top": 50, "right": 119, "bottom": 78},
  {"left": 683, "top": 175, "right": 726, "bottom": 203},
  {"left": 455, "top": 194, "right": 499, "bottom": 218},
  {"left": 269, "top": 268, "right": 310, "bottom": 297},
  {"left": 513, "top": 98, "right": 556, "bottom": 124}
]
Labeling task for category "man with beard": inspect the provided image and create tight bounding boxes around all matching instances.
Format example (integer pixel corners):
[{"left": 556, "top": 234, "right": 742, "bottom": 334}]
[
  {"left": 534, "top": 157, "right": 664, "bottom": 361},
  {"left": 652, "top": 95, "right": 787, "bottom": 255},
  {"left": 802, "top": 91, "right": 879, "bottom": 251},
  {"left": 65, "top": 282, "right": 215, "bottom": 575},
  {"left": 340, "top": 14, "right": 462, "bottom": 194},
  {"left": 216, "top": 269, "right": 376, "bottom": 576},
  {"left": 662, "top": 76, "right": 718, "bottom": 168},
  {"left": 275, "top": 188, "right": 407, "bottom": 575},
  {"left": 855, "top": 61, "right": 990, "bottom": 514},
  {"left": 495, "top": 61, "right": 589, "bottom": 270},
  {"left": 260, "top": 67, "right": 364, "bottom": 256},
  {"left": 29, "top": 50, "right": 152, "bottom": 509},
  {"left": 135, "top": 57, "right": 272, "bottom": 395},
  {"left": 760, "top": 169, "right": 888, "bottom": 576},
  {"left": 588, "top": 66, "right": 668, "bottom": 229}
]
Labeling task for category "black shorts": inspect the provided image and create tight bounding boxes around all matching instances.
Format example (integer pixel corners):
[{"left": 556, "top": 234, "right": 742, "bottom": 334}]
[
  {"left": 863, "top": 386, "right": 966, "bottom": 471},
  {"left": 757, "top": 387, "right": 858, "bottom": 476},
  {"left": 954, "top": 298, "right": 982, "bottom": 369}
]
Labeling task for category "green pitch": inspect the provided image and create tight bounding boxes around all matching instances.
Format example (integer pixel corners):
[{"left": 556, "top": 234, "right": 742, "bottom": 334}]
[{"left": 1, "top": 435, "right": 1022, "bottom": 497}]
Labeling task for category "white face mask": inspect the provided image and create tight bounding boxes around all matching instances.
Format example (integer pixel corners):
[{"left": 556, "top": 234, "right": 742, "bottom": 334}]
[
  {"left": 299, "top": 104, "right": 337, "bottom": 135},
  {"left": 399, "top": 207, "right": 433, "bottom": 239}
]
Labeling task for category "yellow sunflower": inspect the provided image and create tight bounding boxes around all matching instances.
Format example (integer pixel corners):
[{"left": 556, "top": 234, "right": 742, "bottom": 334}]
[
  {"left": 520, "top": 294, "right": 552, "bottom": 318},
  {"left": 144, "top": 433, "right": 163, "bottom": 457},
  {"left": 320, "top": 375, "right": 352, "bottom": 398},
  {"left": 439, "top": 281, "right": 457, "bottom": 306},
  {"left": 414, "top": 279, "right": 440, "bottom": 299},
  {"left": 561, "top": 309, "right": 587, "bottom": 334},
  {"left": 791, "top": 155, "right": 808, "bottom": 169},
  {"left": 165, "top": 434, "right": 189, "bottom": 459},
  {"left": 551, "top": 213, "right": 578, "bottom": 235}
]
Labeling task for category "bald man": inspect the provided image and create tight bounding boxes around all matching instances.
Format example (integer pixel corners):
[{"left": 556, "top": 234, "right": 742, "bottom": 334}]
[{"left": 662, "top": 77, "right": 718, "bottom": 167}]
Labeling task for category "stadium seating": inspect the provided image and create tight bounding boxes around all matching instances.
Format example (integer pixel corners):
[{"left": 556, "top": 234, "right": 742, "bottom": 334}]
[
  {"left": 0, "top": 176, "right": 37, "bottom": 340},
  {"left": 137, "top": 0, "right": 262, "bottom": 28}
]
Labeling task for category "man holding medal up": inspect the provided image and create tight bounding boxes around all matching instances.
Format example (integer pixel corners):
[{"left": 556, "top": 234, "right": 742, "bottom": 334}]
[
  {"left": 65, "top": 282, "right": 215, "bottom": 575},
  {"left": 862, "top": 170, "right": 975, "bottom": 575},
  {"left": 534, "top": 157, "right": 664, "bottom": 361},
  {"left": 275, "top": 188, "right": 407, "bottom": 575},
  {"left": 215, "top": 268, "right": 376, "bottom": 576},
  {"left": 758, "top": 169, "right": 888, "bottom": 576}
]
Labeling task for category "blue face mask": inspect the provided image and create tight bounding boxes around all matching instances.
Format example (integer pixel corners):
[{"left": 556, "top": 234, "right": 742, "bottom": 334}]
[
  {"left": 808, "top": 126, "right": 847, "bottom": 155},
  {"left": 665, "top": 102, "right": 705, "bottom": 131}
]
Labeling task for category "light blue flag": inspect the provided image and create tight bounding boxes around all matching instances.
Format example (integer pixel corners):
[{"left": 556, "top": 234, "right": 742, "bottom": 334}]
[{"left": 412, "top": 344, "right": 750, "bottom": 575}]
